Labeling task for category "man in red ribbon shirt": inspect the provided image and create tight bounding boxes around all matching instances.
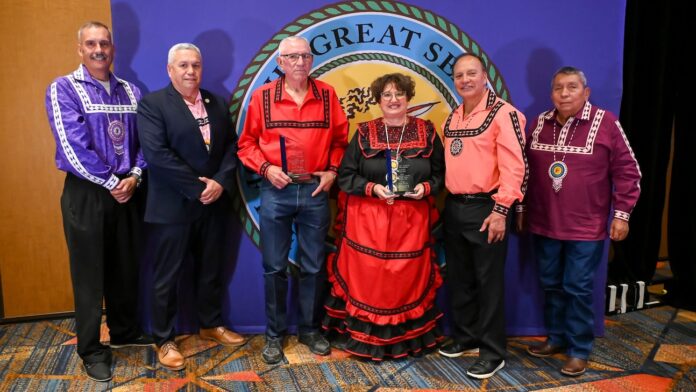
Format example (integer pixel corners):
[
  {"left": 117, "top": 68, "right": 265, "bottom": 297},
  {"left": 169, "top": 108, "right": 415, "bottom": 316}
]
[{"left": 238, "top": 36, "right": 348, "bottom": 365}]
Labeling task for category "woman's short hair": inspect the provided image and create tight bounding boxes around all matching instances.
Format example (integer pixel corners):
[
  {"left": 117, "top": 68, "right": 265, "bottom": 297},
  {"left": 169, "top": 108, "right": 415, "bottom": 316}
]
[{"left": 370, "top": 73, "right": 416, "bottom": 101}]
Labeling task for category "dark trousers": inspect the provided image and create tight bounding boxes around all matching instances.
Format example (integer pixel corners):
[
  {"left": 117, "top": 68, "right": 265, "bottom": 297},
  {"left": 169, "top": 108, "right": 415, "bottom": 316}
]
[
  {"left": 533, "top": 235, "right": 604, "bottom": 359},
  {"left": 149, "top": 205, "right": 227, "bottom": 346},
  {"left": 259, "top": 181, "right": 330, "bottom": 338},
  {"left": 60, "top": 173, "right": 141, "bottom": 364},
  {"left": 443, "top": 194, "right": 509, "bottom": 361}
]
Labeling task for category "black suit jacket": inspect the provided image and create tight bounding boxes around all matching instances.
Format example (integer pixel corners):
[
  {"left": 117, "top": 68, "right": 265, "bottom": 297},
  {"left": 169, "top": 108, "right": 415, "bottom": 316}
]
[{"left": 137, "top": 84, "right": 237, "bottom": 224}]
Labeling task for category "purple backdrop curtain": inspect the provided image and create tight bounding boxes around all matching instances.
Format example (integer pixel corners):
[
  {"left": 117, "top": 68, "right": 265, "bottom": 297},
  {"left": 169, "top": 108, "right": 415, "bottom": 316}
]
[{"left": 112, "top": 0, "right": 626, "bottom": 336}]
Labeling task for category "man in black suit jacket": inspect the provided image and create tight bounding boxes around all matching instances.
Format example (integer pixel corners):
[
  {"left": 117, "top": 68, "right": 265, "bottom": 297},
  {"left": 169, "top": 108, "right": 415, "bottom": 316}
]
[{"left": 137, "top": 43, "right": 243, "bottom": 371}]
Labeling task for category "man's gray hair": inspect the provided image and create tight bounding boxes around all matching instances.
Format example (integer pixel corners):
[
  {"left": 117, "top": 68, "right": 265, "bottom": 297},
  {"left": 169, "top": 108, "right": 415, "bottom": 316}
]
[
  {"left": 278, "top": 36, "right": 310, "bottom": 55},
  {"left": 78, "top": 21, "right": 111, "bottom": 42},
  {"left": 168, "top": 43, "right": 202, "bottom": 64},
  {"left": 552, "top": 66, "right": 588, "bottom": 87}
]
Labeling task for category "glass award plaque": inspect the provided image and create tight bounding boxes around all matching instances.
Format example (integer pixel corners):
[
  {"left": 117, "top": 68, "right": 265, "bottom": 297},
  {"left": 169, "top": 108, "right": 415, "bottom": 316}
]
[
  {"left": 394, "top": 159, "right": 413, "bottom": 195},
  {"left": 280, "top": 135, "right": 312, "bottom": 183}
]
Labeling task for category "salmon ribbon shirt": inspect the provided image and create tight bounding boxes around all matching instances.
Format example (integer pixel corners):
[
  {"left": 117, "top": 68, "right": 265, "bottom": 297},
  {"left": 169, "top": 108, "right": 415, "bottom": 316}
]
[{"left": 443, "top": 89, "right": 528, "bottom": 216}]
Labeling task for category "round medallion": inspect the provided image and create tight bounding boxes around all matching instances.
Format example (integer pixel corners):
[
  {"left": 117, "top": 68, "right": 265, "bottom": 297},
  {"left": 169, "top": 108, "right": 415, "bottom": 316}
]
[
  {"left": 450, "top": 138, "right": 463, "bottom": 156},
  {"left": 107, "top": 120, "right": 126, "bottom": 155},
  {"left": 548, "top": 161, "right": 568, "bottom": 179}
]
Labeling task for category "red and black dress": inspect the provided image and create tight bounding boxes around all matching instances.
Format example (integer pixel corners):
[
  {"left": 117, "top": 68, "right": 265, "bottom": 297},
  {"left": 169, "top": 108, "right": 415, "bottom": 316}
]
[{"left": 322, "top": 116, "right": 445, "bottom": 360}]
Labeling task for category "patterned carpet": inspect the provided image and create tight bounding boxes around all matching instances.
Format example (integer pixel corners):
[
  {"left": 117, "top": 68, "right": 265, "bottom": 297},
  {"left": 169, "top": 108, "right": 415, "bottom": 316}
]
[{"left": 0, "top": 306, "right": 694, "bottom": 391}]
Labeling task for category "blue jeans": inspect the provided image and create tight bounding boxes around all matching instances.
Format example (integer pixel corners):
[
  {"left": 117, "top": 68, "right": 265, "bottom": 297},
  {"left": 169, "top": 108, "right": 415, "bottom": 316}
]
[
  {"left": 259, "top": 180, "right": 330, "bottom": 338},
  {"left": 533, "top": 235, "right": 604, "bottom": 359}
]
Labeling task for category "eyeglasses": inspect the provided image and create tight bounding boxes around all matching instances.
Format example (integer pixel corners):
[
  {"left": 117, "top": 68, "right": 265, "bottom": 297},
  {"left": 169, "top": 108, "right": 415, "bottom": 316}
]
[
  {"left": 280, "top": 53, "right": 313, "bottom": 62},
  {"left": 381, "top": 91, "right": 407, "bottom": 100}
]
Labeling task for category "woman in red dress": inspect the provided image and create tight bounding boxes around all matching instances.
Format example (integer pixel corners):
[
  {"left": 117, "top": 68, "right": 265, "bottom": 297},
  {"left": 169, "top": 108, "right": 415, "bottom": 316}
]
[{"left": 322, "top": 73, "right": 445, "bottom": 359}]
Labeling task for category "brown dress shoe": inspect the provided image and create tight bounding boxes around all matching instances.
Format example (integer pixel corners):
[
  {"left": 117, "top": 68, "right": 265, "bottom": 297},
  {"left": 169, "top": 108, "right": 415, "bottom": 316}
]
[
  {"left": 561, "top": 357, "right": 587, "bottom": 376},
  {"left": 158, "top": 341, "right": 185, "bottom": 371},
  {"left": 200, "top": 326, "right": 245, "bottom": 347},
  {"left": 527, "top": 341, "right": 565, "bottom": 358}
]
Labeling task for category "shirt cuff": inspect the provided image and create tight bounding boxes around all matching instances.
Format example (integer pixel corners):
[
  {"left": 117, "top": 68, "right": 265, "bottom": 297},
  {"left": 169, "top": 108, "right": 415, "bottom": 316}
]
[
  {"left": 259, "top": 161, "right": 271, "bottom": 178},
  {"left": 103, "top": 174, "right": 120, "bottom": 191},
  {"left": 614, "top": 210, "right": 631, "bottom": 222},
  {"left": 492, "top": 203, "right": 510, "bottom": 217},
  {"left": 328, "top": 165, "right": 339, "bottom": 175},
  {"left": 128, "top": 166, "right": 143, "bottom": 178},
  {"left": 421, "top": 182, "right": 431, "bottom": 196},
  {"left": 365, "top": 182, "right": 376, "bottom": 197}
]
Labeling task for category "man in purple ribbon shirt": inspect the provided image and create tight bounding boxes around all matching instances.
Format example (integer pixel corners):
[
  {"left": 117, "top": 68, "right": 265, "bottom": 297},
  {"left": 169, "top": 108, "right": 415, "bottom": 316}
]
[{"left": 45, "top": 21, "right": 152, "bottom": 382}]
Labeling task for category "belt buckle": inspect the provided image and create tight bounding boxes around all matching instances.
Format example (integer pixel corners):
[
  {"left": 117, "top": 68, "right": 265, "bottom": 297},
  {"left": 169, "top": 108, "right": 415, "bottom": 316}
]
[{"left": 289, "top": 173, "right": 315, "bottom": 184}]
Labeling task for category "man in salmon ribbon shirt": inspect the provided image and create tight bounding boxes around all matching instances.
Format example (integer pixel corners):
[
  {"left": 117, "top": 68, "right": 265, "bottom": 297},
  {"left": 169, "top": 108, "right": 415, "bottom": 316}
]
[
  {"left": 438, "top": 53, "right": 527, "bottom": 380},
  {"left": 237, "top": 36, "right": 348, "bottom": 365},
  {"left": 518, "top": 66, "right": 640, "bottom": 377}
]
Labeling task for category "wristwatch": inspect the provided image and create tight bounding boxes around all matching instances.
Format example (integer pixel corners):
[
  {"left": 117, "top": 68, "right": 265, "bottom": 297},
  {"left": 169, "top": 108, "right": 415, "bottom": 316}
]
[{"left": 128, "top": 171, "right": 143, "bottom": 187}]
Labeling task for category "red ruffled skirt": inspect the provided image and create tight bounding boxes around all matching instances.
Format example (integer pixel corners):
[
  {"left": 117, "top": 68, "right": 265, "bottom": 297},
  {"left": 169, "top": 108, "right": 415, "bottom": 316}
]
[{"left": 322, "top": 192, "right": 443, "bottom": 360}]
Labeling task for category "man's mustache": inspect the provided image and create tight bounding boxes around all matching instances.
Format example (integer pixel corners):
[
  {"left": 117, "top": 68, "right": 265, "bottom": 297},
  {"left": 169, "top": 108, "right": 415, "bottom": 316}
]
[{"left": 91, "top": 53, "right": 108, "bottom": 61}]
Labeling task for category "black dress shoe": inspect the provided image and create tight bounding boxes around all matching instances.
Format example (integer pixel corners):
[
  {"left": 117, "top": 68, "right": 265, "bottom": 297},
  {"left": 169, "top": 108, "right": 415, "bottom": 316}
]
[
  {"left": 298, "top": 332, "right": 331, "bottom": 356},
  {"left": 109, "top": 334, "right": 155, "bottom": 348},
  {"left": 466, "top": 359, "right": 505, "bottom": 379},
  {"left": 83, "top": 361, "right": 112, "bottom": 382},
  {"left": 437, "top": 341, "right": 479, "bottom": 358},
  {"left": 262, "top": 337, "right": 284, "bottom": 365}
]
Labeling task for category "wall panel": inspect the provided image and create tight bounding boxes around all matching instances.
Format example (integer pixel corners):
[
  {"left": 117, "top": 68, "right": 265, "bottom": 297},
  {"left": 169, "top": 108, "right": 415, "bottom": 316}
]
[{"left": 0, "top": 0, "right": 110, "bottom": 318}]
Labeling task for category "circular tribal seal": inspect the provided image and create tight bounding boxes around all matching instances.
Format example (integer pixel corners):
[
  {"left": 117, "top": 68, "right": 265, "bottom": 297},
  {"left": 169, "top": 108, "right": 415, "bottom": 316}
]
[
  {"left": 229, "top": 1, "right": 512, "bottom": 261},
  {"left": 107, "top": 120, "right": 126, "bottom": 155},
  {"left": 450, "top": 138, "right": 463, "bottom": 156}
]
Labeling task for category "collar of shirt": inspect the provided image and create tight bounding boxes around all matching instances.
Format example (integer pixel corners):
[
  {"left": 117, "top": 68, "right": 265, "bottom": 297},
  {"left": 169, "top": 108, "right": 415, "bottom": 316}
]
[
  {"left": 543, "top": 101, "right": 593, "bottom": 122},
  {"left": 275, "top": 76, "right": 322, "bottom": 104},
  {"left": 461, "top": 89, "right": 498, "bottom": 120},
  {"left": 183, "top": 90, "right": 204, "bottom": 108},
  {"left": 73, "top": 64, "right": 123, "bottom": 94}
]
